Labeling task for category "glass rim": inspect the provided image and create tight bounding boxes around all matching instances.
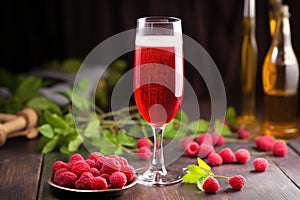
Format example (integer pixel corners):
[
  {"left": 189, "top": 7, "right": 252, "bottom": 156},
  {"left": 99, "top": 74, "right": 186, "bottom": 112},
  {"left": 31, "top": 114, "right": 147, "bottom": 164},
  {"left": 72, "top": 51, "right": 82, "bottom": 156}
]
[{"left": 137, "top": 16, "right": 181, "bottom": 24}]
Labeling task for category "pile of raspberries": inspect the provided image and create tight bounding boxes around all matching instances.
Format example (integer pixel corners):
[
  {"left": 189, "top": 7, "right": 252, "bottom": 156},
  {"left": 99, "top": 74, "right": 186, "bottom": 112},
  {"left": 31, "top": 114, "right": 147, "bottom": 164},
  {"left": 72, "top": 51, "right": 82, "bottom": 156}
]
[{"left": 51, "top": 152, "right": 136, "bottom": 190}]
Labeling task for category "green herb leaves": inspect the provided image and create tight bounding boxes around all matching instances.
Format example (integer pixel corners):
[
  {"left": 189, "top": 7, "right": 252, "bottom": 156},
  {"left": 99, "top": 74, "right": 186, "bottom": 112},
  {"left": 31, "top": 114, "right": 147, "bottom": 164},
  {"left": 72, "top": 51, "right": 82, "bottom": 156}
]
[
  {"left": 182, "top": 158, "right": 212, "bottom": 190},
  {"left": 0, "top": 72, "right": 43, "bottom": 114}
]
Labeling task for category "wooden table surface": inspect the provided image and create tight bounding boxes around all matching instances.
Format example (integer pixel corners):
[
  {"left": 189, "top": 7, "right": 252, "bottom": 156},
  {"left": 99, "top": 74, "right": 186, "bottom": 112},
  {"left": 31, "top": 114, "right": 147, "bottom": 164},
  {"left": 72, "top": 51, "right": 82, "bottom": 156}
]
[{"left": 1, "top": 134, "right": 300, "bottom": 200}]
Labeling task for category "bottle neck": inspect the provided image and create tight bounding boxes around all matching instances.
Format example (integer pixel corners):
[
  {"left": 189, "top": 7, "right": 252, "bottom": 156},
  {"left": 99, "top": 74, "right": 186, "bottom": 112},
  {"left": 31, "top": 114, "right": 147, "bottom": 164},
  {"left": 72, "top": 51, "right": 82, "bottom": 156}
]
[
  {"left": 243, "top": 0, "right": 256, "bottom": 36},
  {"left": 243, "top": 18, "right": 256, "bottom": 35},
  {"left": 273, "top": 16, "right": 292, "bottom": 47},
  {"left": 243, "top": 0, "right": 255, "bottom": 18}
]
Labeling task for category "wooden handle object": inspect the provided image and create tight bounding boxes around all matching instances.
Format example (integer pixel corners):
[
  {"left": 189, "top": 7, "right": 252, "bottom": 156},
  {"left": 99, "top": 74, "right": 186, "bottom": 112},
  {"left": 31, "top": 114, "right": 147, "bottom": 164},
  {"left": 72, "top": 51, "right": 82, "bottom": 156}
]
[{"left": 0, "top": 108, "right": 38, "bottom": 147}]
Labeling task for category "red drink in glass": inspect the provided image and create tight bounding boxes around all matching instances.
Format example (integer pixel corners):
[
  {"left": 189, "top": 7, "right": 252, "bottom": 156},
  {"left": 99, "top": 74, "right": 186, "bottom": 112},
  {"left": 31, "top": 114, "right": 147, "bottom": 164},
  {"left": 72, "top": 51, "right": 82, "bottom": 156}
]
[
  {"left": 134, "top": 17, "right": 183, "bottom": 186},
  {"left": 134, "top": 36, "right": 184, "bottom": 128}
]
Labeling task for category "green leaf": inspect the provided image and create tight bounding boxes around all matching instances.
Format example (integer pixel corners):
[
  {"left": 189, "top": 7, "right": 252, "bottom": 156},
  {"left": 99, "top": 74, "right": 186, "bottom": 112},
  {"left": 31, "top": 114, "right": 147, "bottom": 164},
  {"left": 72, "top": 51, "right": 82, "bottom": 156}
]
[
  {"left": 164, "top": 121, "right": 176, "bottom": 138},
  {"left": 197, "top": 157, "right": 211, "bottom": 173},
  {"left": 44, "top": 110, "right": 68, "bottom": 129},
  {"left": 0, "top": 68, "right": 22, "bottom": 93},
  {"left": 36, "top": 136, "right": 50, "bottom": 151},
  {"left": 226, "top": 106, "right": 237, "bottom": 127},
  {"left": 107, "top": 70, "right": 122, "bottom": 88},
  {"left": 64, "top": 113, "right": 75, "bottom": 126},
  {"left": 182, "top": 173, "right": 203, "bottom": 184},
  {"left": 38, "top": 124, "right": 54, "bottom": 139},
  {"left": 187, "top": 165, "right": 207, "bottom": 175},
  {"left": 175, "top": 109, "right": 189, "bottom": 124},
  {"left": 111, "top": 59, "right": 127, "bottom": 71},
  {"left": 2, "top": 97, "right": 22, "bottom": 114},
  {"left": 189, "top": 119, "right": 209, "bottom": 133},
  {"left": 68, "top": 135, "right": 82, "bottom": 152},
  {"left": 114, "top": 147, "right": 123, "bottom": 155},
  {"left": 78, "top": 79, "right": 89, "bottom": 92},
  {"left": 196, "top": 175, "right": 210, "bottom": 191},
  {"left": 95, "top": 89, "right": 109, "bottom": 108},
  {"left": 15, "top": 76, "right": 42, "bottom": 102},
  {"left": 97, "top": 130, "right": 120, "bottom": 155},
  {"left": 58, "top": 89, "right": 72, "bottom": 100},
  {"left": 117, "top": 130, "right": 136, "bottom": 147},
  {"left": 61, "top": 58, "right": 81, "bottom": 74},
  {"left": 84, "top": 120, "right": 100, "bottom": 139},
  {"left": 27, "top": 97, "right": 62, "bottom": 115},
  {"left": 103, "top": 129, "right": 118, "bottom": 145},
  {"left": 59, "top": 145, "right": 71, "bottom": 155},
  {"left": 164, "top": 123, "right": 185, "bottom": 138},
  {"left": 71, "top": 92, "right": 90, "bottom": 111},
  {"left": 42, "top": 135, "right": 60, "bottom": 153},
  {"left": 100, "top": 142, "right": 119, "bottom": 155},
  {"left": 214, "top": 120, "right": 232, "bottom": 136}
]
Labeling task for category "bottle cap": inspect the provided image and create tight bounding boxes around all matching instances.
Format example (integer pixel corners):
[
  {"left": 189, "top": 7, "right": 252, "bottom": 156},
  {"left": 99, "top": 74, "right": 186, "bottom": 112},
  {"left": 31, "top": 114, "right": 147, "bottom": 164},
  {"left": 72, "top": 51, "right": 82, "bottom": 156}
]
[{"left": 277, "top": 5, "right": 290, "bottom": 18}]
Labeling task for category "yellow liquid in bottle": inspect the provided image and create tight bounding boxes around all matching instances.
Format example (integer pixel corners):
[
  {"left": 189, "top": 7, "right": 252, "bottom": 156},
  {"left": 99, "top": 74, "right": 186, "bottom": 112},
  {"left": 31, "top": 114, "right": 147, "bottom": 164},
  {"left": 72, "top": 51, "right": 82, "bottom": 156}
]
[
  {"left": 269, "top": 18, "right": 276, "bottom": 38},
  {"left": 263, "top": 58, "right": 299, "bottom": 138},
  {"left": 237, "top": 18, "right": 260, "bottom": 131}
]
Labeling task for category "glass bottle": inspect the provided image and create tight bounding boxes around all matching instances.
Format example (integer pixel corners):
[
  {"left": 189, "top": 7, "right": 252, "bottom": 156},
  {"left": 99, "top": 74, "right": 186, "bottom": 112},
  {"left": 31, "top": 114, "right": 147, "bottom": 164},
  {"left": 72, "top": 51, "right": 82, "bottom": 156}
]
[
  {"left": 268, "top": 0, "right": 282, "bottom": 38},
  {"left": 262, "top": 5, "right": 299, "bottom": 138},
  {"left": 237, "top": 0, "right": 259, "bottom": 131}
]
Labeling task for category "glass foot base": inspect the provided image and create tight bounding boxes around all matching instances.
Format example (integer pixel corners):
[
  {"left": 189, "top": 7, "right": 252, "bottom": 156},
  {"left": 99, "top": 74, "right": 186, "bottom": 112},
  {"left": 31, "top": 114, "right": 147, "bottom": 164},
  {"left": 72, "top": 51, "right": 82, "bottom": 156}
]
[{"left": 136, "top": 167, "right": 183, "bottom": 187}]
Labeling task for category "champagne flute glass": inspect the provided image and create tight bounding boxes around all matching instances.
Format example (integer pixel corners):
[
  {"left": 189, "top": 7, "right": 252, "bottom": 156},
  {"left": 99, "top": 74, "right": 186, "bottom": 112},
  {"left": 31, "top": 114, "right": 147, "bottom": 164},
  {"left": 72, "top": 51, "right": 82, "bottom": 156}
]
[{"left": 134, "top": 16, "right": 184, "bottom": 186}]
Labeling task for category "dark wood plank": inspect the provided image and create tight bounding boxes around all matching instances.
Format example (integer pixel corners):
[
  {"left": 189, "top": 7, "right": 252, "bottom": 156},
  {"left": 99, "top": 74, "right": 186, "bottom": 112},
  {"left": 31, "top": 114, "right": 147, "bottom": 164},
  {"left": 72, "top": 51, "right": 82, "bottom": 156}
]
[
  {"left": 38, "top": 152, "right": 68, "bottom": 200},
  {"left": 211, "top": 141, "right": 300, "bottom": 200},
  {"left": 0, "top": 137, "right": 43, "bottom": 200},
  {"left": 288, "top": 137, "right": 300, "bottom": 155},
  {"left": 270, "top": 140, "right": 300, "bottom": 188},
  {"left": 38, "top": 140, "right": 300, "bottom": 200}
]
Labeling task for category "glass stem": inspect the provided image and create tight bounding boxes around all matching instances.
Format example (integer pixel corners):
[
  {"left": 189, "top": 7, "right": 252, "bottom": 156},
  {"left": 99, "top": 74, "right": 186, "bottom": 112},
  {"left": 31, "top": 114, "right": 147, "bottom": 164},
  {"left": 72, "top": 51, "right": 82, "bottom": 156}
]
[{"left": 151, "top": 126, "right": 167, "bottom": 176}]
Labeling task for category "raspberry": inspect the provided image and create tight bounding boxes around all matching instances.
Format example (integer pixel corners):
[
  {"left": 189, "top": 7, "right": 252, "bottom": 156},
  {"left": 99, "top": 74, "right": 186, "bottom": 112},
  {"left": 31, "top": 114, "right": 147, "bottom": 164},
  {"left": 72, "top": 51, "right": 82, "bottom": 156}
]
[
  {"left": 202, "top": 177, "right": 219, "bottom": 193},
  {"left": 121, "top": 165, "right": 136, "bottom": 183},
  {"left": 90, "top": 167, "right": 101, "bottom": 177},
  {"left": 211, "top": 132, "right": 224, "bottom": 146},
  {"left": 137, "top": 138, "right": 151, "bottom": 149},
  {"left": 237, "top": 129, "right": 250, "bottom": 139},
  {"left": 85, "top": 159, "right": 96, "bottom": 168},
  {"left": 54, "top": 168, "right": 69, "bottom": 181},
  {"left": 69, "top": 153, "right": 84, "bottom": 164},
  {"left": 207, "top": 153, "right": 223, "bottom": 166},
  {"left": 54, "top": 171, "right": 77, "bottom": 188},
  {"left": 185, "top": 141, "right": 200, "bottom": 157},
  {"left": 71, "top": 160, "right": 91, "bottom": 177},
  {"left": 95, "top": 156, "right": 105, "bottom": 169},
  {"left": 137, "top": 146, "right": 152, "bottom": 160},
  {"left": 100, "top": 173, "right": 110, "bottom": 184},
  {"left": 88, "top": 152, "right": 105, "bottom": 162},
  {"left": 52, "top": 160, "right": 69, "bottom": 174},
  {"left": 100, "top": 157, "right": 121, "bottom": 175},
  {"left": 195, "top": 133, "right": 213, "bottom": 146},
  {"left": 75, "top": 172, "right": 94, "bottom": 190},
  {"left": 229, "top": 175, "right": 246, "bottom": 190},
  {"left": 91, "top": 176, "right": 108, "bottom": 190},
  {"left": 219, "top": 148, "right": 235, "bottom": 163},
  {"left": 108, "top": 155, "right": 128, "bottom": 167},
  {"left": 235, "top": 149, "right": 251, "bottom": 164},
  {"left": 181, "top": 136, "right": 194, "bottom": 150},
  {"left": 254, "top": 136, "right": 263, "bottom": 146},
  {"left": 253, "top": 158, "right": 268, "bottom": 172},
  {"left": 255, "top": 135, "right": 275, "bottom": 151},
  {"left": 109, "top": 171, "right": 127, "bottom": 188},
  {"left": 198, "top": 144, "right": 215, "bottom": 158},
  {"left": 272, "top": 140, "right": 288, "bottom": 157}
]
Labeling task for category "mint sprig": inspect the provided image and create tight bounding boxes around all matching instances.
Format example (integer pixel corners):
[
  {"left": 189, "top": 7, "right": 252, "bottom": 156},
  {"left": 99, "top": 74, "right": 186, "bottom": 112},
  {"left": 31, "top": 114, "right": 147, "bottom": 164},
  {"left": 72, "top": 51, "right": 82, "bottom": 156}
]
[
  {"left": 183, "top": 158, "right": 229, "bottom": 191},
  {"left": 183, "top": 158, "right": 212, "bottom": 186}
]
